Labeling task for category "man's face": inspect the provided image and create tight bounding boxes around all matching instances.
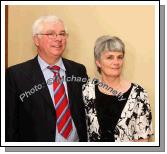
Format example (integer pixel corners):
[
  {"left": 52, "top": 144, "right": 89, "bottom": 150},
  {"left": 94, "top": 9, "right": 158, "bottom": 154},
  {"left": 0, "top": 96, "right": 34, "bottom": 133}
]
[{"left": 34, "top": 21, "right": 67, "bottom": 59}]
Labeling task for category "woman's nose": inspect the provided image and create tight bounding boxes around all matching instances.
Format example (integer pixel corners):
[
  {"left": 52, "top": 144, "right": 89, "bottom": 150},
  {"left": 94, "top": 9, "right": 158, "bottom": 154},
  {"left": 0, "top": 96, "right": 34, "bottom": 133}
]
[{"left": 113, "top": 58, "right": 119, "bottom": 65}]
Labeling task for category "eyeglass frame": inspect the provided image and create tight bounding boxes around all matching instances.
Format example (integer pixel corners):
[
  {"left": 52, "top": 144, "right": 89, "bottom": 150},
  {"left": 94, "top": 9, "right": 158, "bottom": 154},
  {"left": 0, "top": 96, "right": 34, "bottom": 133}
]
[{"left": 36, "top": 31, "right": 68, "bottom": 39}]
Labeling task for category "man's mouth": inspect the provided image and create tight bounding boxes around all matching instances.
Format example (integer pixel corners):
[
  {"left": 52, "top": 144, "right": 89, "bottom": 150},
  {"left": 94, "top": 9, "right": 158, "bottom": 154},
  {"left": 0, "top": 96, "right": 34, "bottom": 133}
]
[{"left": 51, "top": 45, "right": 62, "bottom": 48}]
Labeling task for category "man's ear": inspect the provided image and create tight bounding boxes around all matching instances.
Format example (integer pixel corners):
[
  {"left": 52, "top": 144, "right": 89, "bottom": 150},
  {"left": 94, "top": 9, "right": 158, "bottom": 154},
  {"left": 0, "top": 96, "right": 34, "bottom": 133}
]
[
  {"left": 33, "top": 35, "right": 39, "bottom": 46},
  {"left": 95, "top": 60, "right": 101, "bottom": 68}
]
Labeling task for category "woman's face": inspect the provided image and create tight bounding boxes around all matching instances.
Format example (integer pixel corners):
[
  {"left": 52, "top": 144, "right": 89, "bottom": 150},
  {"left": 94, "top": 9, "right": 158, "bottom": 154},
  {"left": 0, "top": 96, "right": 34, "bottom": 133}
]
[{"left": 96, "top": 51, "right": 124, "bottom": 78}]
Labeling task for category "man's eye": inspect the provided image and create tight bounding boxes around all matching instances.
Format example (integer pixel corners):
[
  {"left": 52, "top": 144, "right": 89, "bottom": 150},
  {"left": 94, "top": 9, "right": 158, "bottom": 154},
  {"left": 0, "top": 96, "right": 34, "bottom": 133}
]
[
  {"left": 47, "top": 33, "right": 53, "bottom": 36},
  {"left": 59, "top": 33, "right": 65, "bottom": 36}
]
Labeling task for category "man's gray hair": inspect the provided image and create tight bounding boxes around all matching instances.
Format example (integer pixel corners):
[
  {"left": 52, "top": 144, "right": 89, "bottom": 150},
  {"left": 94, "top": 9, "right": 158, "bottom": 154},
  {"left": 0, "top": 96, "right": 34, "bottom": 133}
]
[
  {"left": 32, "top": 15, "right": 67, "bottom": 36},
  {"left": 94, "top": 35, "right": 125, "bottom": 60}
]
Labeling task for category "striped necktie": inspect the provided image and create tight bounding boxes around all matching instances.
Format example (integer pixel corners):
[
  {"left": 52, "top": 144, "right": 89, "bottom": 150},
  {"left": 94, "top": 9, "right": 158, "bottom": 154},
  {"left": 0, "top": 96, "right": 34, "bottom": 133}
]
[{"left": 49, "top": 65, "right": 73, "bottom": 139}]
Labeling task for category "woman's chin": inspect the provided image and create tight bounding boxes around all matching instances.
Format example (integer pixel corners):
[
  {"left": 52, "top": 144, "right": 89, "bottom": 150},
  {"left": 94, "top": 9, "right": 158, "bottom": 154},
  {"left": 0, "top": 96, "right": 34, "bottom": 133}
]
[{"left": 109, "top": 73, "right": 121, "bottom": 78}]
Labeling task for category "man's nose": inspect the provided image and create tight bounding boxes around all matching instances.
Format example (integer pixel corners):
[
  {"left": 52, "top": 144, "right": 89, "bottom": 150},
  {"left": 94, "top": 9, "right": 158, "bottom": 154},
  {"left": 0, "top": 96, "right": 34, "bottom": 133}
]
[{"left": 53, "top": 34, "right": 62, "bottom": 41}]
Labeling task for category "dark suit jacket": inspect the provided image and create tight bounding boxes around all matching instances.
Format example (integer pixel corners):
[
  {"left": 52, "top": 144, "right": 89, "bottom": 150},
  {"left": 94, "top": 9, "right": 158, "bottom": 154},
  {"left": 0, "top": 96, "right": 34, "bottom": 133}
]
[{"left": 5, "top": 56, "right": 88, "bottom": 142}]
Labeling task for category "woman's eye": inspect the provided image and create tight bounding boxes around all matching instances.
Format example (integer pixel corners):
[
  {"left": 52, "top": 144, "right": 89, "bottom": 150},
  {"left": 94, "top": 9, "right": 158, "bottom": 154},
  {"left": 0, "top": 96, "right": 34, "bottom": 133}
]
[
  {"left": 118, "top": 56, "right": 123, "bottom": 59},
  {"left": 107, "top": 56, "right": 113, "bottom": 59}
]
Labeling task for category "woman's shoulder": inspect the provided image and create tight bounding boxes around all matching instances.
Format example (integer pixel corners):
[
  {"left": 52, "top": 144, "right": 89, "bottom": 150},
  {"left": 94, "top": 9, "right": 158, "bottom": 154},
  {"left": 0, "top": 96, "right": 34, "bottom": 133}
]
[
  {"left": 121, "top": 80, "right": 149, "bottom": 99},
  {"left": 122, "top": 80, "right": 145, "bottom": 91},
  {"left": 82, "top": 78, "right": 96, "bottom": 93},
  {"left": 131, "top": 82, "right": 148, "bottom": 93},
  {"left": 82, "top": 78, "right": 97, "bottom": 100},
  {"left": 129, "top": 82, "right": 149, "bottom": 102}
]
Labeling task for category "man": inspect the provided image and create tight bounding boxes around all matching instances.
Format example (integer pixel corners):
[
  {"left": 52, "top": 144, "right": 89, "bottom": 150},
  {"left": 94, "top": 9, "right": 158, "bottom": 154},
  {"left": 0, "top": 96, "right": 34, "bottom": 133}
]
[{"left": 5, "top": 15, "right": 88, "bottom": 142}]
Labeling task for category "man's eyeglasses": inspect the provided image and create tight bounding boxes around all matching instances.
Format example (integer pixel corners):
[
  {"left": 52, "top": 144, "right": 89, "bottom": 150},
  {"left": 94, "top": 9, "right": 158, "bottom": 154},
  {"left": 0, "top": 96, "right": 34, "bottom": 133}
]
[{"left": 37, "top": 32, "right": 68, "bottom": 39}]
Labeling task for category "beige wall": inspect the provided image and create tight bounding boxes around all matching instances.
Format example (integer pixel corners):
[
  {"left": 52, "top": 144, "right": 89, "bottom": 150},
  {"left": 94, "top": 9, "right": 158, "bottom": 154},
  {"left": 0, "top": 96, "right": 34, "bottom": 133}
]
[{"left": 8, "top": 5, "right": 155, "bottom": 141}]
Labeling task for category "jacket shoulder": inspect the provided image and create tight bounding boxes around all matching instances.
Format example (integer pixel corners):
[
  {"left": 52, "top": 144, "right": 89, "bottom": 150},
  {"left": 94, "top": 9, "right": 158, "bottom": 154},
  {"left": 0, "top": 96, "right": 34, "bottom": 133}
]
[
  {"left": 62, "top": 58, "right": 86, "bottom": 69},
  {"left": 6, "top": 58, "right": 35, "bottom": 73}
]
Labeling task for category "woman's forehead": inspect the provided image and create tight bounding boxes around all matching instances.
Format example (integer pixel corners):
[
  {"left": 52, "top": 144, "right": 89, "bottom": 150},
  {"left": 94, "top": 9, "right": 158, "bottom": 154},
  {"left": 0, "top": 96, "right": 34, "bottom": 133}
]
[{"left": 102, "top": 50, "right": 124, "bottom": 56}]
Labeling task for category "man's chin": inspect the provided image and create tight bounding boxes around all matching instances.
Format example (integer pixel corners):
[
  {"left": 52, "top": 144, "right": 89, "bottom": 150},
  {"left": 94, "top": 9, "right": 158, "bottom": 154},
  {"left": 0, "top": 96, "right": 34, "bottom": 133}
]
[{"left": 51, "top": 51, "right": 64, "bottom": 57}]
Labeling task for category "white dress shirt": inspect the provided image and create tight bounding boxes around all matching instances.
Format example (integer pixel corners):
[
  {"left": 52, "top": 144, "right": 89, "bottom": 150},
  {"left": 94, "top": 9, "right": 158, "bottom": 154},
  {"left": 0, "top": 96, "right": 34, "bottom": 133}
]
[{"left": 38, "top": 55, "right": 79, "bottom": 142}]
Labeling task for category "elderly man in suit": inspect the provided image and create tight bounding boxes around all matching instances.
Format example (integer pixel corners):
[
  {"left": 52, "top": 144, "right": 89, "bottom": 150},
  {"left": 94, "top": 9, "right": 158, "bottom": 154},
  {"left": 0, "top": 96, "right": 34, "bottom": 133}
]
[{"left": 5, "top": 15, "right": 88, "bottom": 142}]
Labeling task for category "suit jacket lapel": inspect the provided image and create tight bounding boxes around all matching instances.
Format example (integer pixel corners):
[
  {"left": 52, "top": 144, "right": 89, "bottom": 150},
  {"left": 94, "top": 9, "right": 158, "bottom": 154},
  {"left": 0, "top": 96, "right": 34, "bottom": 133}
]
[
  {"left": 62, "top": 59, "right": 74, "bottom": 109},
  {"left": 30, "top": 56, "right": 55, "bottom": 113},
  {"left": 62, "top": 59, "right": 79, "bottom": 123}
]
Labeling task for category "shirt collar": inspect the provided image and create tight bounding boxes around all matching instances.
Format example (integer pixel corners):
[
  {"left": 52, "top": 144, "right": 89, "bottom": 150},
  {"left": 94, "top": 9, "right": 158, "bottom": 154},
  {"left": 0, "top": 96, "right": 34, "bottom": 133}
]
[{"left": 37, "top": 55, "right": 66, "bottom": 72}]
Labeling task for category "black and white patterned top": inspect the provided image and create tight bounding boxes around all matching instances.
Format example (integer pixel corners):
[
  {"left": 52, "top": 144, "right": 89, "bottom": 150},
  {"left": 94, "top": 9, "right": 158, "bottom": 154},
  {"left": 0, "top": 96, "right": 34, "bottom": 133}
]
[{"left": 82, "top": 79, "right": 153, "bottom": 142}]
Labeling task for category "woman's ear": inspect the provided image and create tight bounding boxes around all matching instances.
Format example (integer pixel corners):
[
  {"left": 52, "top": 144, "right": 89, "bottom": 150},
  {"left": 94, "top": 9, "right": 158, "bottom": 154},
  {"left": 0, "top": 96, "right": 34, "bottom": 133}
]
[{"left": 95, "top": 60, "right": 101, "bottom": 68}]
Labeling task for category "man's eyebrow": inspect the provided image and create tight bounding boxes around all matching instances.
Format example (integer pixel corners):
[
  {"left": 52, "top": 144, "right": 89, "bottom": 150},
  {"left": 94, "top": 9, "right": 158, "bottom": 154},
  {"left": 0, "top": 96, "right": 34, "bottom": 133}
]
[
  {"left": 45, "top": 30, "right": 66, "bottom": 33},
  {"left": 59, "top": 30, "right": 66, "bottom": 33}
]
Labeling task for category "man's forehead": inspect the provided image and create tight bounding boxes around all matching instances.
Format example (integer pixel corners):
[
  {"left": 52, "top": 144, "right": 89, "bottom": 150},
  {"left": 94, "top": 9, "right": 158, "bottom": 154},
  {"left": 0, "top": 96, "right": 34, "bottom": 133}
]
[
  {"left": 43, "top": 22, "right": 65, "bottom": 31},
  {"left": 43, "top": 21, "right": 64, "bottom": 26}
]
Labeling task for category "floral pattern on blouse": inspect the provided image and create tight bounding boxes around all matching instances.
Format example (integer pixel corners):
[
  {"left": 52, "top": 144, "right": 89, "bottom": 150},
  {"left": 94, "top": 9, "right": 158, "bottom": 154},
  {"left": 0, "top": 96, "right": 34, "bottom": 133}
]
[{"left": 82, "top": 80, "right": 154, "bottom": 142}]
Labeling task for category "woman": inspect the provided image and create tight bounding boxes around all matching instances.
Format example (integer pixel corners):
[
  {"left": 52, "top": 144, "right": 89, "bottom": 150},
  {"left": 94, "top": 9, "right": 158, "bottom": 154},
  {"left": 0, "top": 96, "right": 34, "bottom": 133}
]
[{"left": 82, "top": 35, "right": 153, "bottom": 142}]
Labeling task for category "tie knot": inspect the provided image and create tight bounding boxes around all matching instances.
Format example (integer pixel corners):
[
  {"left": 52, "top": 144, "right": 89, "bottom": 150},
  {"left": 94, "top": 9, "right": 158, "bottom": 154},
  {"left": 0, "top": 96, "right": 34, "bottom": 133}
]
[
  {"left": 52, "top": 65, "right": 60, "bottom": 71},
  {"left": 48, "top": 65, "right": 60, "bottom": 73}
]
